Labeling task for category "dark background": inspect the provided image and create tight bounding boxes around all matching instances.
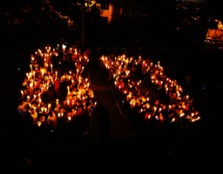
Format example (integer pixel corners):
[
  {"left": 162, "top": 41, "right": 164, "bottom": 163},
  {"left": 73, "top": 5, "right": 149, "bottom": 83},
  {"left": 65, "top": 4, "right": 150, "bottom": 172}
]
[{"left": 0, "top": 0, "right": 223, "bottom": 173}]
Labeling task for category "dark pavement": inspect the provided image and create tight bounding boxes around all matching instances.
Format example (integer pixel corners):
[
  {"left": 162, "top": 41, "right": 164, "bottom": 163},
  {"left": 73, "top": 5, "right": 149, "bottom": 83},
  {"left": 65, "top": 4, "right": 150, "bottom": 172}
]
[{"left": 87, "top": 55, "right": 141, "bottom": 140}]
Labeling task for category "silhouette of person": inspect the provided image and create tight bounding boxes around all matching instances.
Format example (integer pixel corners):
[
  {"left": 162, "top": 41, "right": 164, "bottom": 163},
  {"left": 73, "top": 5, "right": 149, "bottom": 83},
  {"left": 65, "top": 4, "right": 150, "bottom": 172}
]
[{"left": 94, "top": 103, "right": 111, "bottom": 142}]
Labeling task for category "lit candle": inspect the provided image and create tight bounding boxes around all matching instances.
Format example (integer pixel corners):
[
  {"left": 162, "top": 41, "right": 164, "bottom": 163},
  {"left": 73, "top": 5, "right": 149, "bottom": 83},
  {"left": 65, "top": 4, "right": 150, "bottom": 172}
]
[
  {"left": 67, "top": 86, "right": 70, "bottom": 94},
  {"left": 31, "top": 55, "right": 34, "bottom": 62},
  {"left": 21, "top": 90, "right": 24, "bottom": 98},
  {"left": 50, "top": 64, "right": 53, "bottom": 74},
  {"left": 81, "top": 66, "right": 84, "bottom": 73},
  {"left": 48, "top": 103, "right": 51, "bottom": 110},
  {"left": 56, "top": 99, "right": 59, "bottom": 106},
  {"left": 62, "top": 44, "right": 66, "bottom": 53},
  {"left": 30, "top": 64, "right": 33, "bottom": 72},
  {"left": 33, "top": 71, "right": 35, "bottom": 80},
  {"left": 37, "top": 121, "right": 42, "bottom": 127},
  {"left": 76, "top": 69, "right": 79, "bottom": 77}
]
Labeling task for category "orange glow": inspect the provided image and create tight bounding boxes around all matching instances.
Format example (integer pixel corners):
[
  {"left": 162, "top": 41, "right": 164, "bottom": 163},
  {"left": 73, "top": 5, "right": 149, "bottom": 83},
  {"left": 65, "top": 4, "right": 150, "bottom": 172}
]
[{"left": 100, "top": 3, "right": 113, "bottom": 23}]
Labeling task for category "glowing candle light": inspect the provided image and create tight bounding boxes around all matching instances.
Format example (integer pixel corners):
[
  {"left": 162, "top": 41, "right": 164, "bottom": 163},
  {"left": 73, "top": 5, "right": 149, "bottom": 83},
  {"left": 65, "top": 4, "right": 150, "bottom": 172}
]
[
  {"left": 62, "top": 44, "right": 66, "bottom": 52},
  {"left": 67, "top": 86, "right": 70, "bottom": 94},
  {"left": 50, "top": 64, "right": 53, "bottom": 74},
  {"left": 76, "top": 69, "right": 79, "bottom": 76},
  {"left": 37, "top": 121, "right": 42, "bottom": 127},
  {"left": 31, "top": 55, "right": 34, "bottom": 62},
  {"left": 56, "top": 99, "right": 59, "bottom": 105},
  {"left": 48, "top": 103, "right": 51, "bottom": 110},
  {"left": 81, "top": 66, "right": 84, "bottom": 73},
  {"left": 21, "top": 90, "right": 24, "bottom": 98},
  {"left": 171, "top": 118, "right": 176, "bottom": 123},
  {"left": 67, "top": 99, "right": 70, "bottom": 106},
  {"left": 30, "top": 64, "right": 33, "bottom": 72},
  {"left": 32, "top": 71, "right": 35, "bottom": 80}
]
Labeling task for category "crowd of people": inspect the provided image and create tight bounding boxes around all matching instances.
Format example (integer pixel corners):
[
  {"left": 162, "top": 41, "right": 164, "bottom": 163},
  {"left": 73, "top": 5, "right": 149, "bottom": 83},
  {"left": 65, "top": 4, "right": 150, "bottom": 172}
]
[
  {"left": 17, "top": 43, "right": 97, "bottom": 131},
  {"left": 100, "top": 54, "right": 201, "bottom": 128},
  {"left": 17, "top": 41, "right": 202, "bottom": 135}
]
